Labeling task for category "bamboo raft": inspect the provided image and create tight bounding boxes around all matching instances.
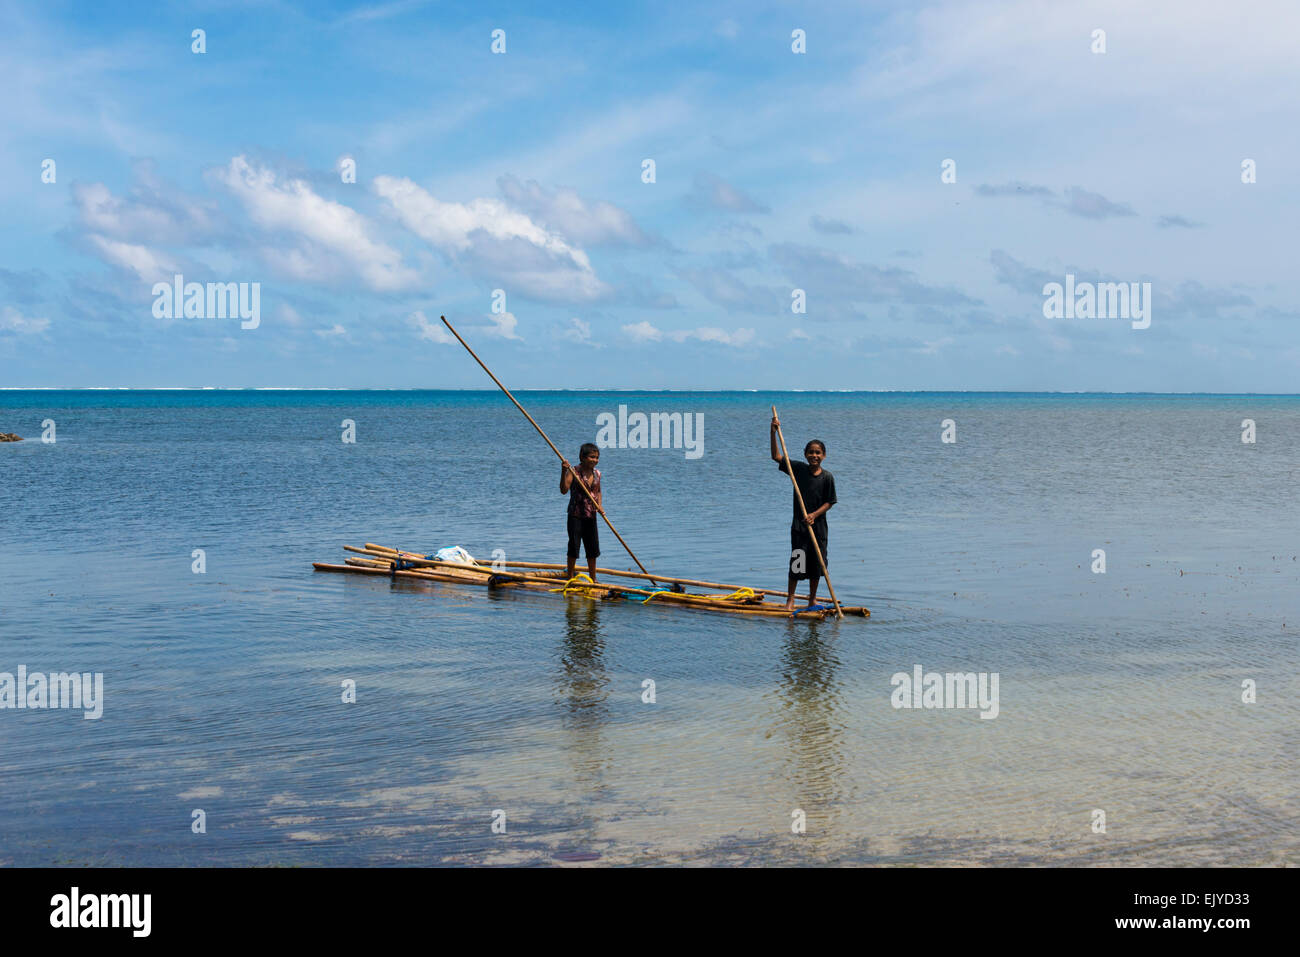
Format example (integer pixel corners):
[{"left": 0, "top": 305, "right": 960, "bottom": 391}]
[{"left": 313, "top": 544, "right": 870, "bottom": 621}]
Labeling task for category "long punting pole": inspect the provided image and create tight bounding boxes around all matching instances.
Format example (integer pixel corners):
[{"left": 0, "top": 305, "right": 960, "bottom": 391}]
[
  {"left": 771, "top": 404, "right": 843, "bottom": 619},
  {"left": 440, "top": 315, "right": 660, "bottom": 586}
]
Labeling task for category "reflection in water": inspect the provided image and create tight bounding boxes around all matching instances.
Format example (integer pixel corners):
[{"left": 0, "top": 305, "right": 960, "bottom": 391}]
[
  {"left": 555, "top": 595, "right": 611, "bottom": 799},
  {"left": 775, "top": 620, "right": 847, "bottom": 842}
]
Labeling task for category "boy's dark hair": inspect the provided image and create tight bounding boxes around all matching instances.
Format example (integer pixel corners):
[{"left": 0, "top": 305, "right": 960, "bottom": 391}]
[
  {"left": 805, "top": 439, "right": 826, "bottom": 455},
  {"left": 579, "top": 442, "right": 600, "bottom": 459}
]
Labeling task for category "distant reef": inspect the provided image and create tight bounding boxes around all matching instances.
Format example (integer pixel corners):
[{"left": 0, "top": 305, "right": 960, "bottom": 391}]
[{"left": 0, "top": 433, "right": 22, "bottom": 442}]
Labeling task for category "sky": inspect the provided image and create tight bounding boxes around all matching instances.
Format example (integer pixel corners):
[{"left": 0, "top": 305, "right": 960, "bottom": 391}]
[{"left": 1, "top": 0, "right": 1297, "bottom": 390}]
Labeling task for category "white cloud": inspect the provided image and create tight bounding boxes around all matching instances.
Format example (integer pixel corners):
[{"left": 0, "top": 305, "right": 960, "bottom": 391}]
[
  {"left": 671, "top": 327, "right": 755, "bottom": 346},
  {"left": 561, "top": 317, "right": 602, "bottom": 348},
  {"left": 788, "top": 328, "right": 811, "bottom": 340},
  {"left": 917, "top": 336, "right": 954, "bottom": 355},
  {"left": 497, "top": 175, "right": 649, "bottom": 247},
  {"left": 487, "top": 311, "right": 521, "bottom": 340},
  {"left": 374, "top": 175, "right": 608, "bottom": 303},
  {"left": 75, "top": 182, "right": 186, "bottom": 240},
  {"left": 0, "top": 306, "right": 50, "bottom": 335},
  {"left": 410, "top": 310, "right": 453, "bottom": 343},
  {"left": 314, "top": 323, "right": 348, "bottom": 339},
  {"left": 412, "top": 310, "right": 518, "bottom": 343},
  {"left": 215, "top": 155, "right": 417, "bottom": 291},
  {"left": 564, "top": 317, "right": 591, "bottom": 341},
  {"left": 72, "top": 163, "right": 218, "bottom": 246},
  {"left": 621, "top": 321, "right": 754, "bottom": 346},
  {"left": 622, "top": 321, "right": 663, "bottom": 343},
  {"left": 86, "top": 234, "right": 180, "bottom": 280}
]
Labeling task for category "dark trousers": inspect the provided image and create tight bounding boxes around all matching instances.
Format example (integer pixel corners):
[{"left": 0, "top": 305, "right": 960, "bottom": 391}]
[
  {"left": 567, "top": 514, "right": 601, "bottom": 560},
  {"left": 789, "top": 526, "right": 827, "bottom": 580}
]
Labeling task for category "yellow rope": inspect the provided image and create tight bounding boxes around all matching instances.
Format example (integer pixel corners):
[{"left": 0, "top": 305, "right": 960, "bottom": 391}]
[
  {"left": 551, "top": 573, "right": 598, "bottom": 597},
  {"left": 549, "top": 576, "right": 756, "bottom": 605}
]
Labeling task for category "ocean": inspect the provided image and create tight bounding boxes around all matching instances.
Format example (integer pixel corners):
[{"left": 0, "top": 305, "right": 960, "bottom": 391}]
[{"left": 1, "top": 390, "right": 1296, "bottom": 865}]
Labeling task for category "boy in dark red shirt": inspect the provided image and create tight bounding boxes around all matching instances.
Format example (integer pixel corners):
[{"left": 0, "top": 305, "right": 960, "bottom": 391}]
[{"left": 560, "top": 442, "right": 603, "bottom": 581}]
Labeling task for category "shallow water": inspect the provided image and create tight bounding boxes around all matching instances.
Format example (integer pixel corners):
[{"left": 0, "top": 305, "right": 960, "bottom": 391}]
[{"left": 1, "top": 391, "right": 1296, "bottom": 865}]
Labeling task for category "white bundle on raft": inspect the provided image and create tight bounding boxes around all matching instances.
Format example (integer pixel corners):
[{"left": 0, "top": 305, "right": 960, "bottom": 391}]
[{"left": 432, "top": 546, "right": 477, "bottom": 566}]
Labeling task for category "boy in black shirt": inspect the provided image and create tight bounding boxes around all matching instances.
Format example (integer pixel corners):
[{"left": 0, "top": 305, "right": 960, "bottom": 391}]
[
  {"left": 560, "top": 442, "right": 603, "bottom": 582},
  {"left": 770, "top": 413, "right": 836, "bottom": 612}
]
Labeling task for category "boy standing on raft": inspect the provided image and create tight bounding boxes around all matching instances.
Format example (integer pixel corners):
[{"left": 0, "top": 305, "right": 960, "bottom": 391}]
[
  {"left": 560, "top": 442, "right": 603, "bottom": 582},
  {"left": 770, "top": 414, "right": 836, "bottom": 613}
]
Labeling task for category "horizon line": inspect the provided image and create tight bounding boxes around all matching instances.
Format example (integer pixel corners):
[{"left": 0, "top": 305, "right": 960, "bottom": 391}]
[{"left": 3, "top": 387, "right": 1300, "bottom": 396}]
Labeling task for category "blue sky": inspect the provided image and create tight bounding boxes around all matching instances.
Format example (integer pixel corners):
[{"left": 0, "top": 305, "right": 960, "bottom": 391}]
[{"left": 1, "top": 0, "right": 1297, "bottom": 389}]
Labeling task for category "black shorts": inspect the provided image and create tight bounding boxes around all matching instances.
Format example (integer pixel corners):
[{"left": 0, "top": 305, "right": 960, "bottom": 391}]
[
  {"left": 789, "top": 526, "right": 827, "bottom": 580},
  {"left": 567, "top": 514, "right": 600, "bottom": 560}
]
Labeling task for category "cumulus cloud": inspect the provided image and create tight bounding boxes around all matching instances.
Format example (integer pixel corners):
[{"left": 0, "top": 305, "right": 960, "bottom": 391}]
[
  {"left": 487, "top": 311, "right": 521, "bottom": 339},
  {"left": 680, "top": 326, "right": 754, "bottom": 346},
  {"left": 0, "top": 306, "right": 51, "bottom": 335},
  {"left": 496, "top": 175, "right": 649, "bottom": 247},
  {"left": 412, "top": 310, "right": 520, "bottom": 344},
  {"left": 73, "top": 161, "right": 219, "bottom": 245},
  {"left": 622, "top": 320, "right": 662, "bottom": 343},
  {"left": 215, "top": 155, "right": 418, "bottom": 291},
  {"left": 684, "top": 172, "right": 770, "bottom": 214},
  {"left": 76, "top": 182, "right": 194, "bottom": 244},
  {"left": 85, "top": 234, "right": 181, "bottom": 280},
  {"left": 374, "top": 175, "right": 609, "bottom": 303},
  {"left": 561, "top": 317, "right": 600, "bottom": 346},
  {"left": 410, "top": 310, "right": 453, "bottom": 343},
  {"left": 73, "top": 162, "right": 216, "bottom": 280}
]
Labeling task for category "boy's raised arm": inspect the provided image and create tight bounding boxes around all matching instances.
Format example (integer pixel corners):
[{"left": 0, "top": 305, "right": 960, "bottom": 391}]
[
  {"left": 560, "top": 459, "right": 572, "bottom": 494},
  {"left": 770, "top": 415, "right": 783, "bottom": 462}
]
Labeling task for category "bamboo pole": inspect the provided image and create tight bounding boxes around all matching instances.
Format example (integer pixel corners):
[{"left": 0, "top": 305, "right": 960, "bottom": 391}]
[
  {"left": 439, "top": 315, "right": 659, "bottom": 587},
  {"left": 351, "top": 552, "right": 762, "bottom": 606},
  {"left": 771, "top": 405, "right": 843, "bottom": 619},
  {"left": 349, "top": 544, "right": 824, "bottom": 601}
]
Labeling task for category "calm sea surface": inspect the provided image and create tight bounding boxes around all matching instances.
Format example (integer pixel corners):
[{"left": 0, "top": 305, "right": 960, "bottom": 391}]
[{"left": 1, "top": 391, "right": 1296, "bottom": 866}]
